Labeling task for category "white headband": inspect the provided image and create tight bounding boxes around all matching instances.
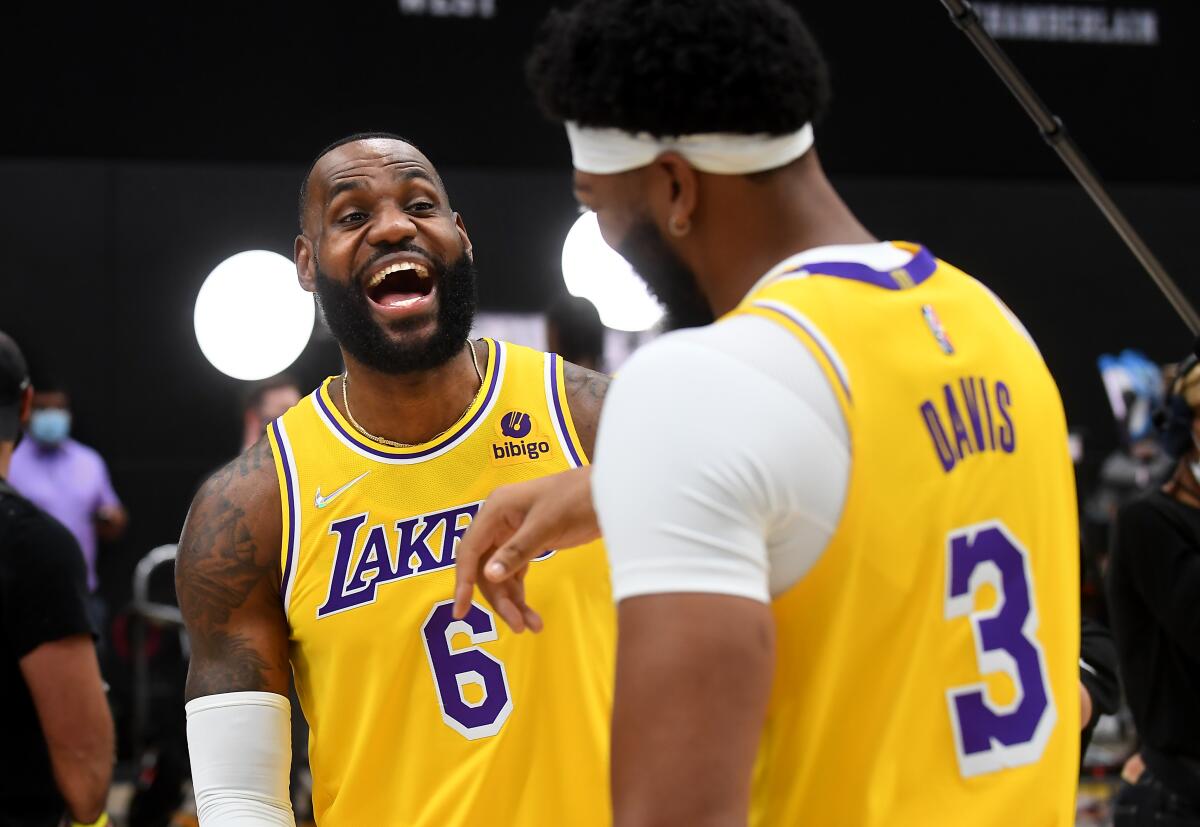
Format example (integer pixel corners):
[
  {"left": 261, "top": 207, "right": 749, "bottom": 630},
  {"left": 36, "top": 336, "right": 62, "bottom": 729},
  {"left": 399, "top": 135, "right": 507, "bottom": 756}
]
[{"left": 565, "top": 122, "right": 814, "bottom": 175}]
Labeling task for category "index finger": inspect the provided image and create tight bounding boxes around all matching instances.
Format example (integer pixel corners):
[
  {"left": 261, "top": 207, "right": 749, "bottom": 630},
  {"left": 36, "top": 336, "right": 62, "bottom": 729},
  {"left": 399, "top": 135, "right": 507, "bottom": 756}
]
[{"left": 453, "top": 497, "right": 507, "bottom": 619}]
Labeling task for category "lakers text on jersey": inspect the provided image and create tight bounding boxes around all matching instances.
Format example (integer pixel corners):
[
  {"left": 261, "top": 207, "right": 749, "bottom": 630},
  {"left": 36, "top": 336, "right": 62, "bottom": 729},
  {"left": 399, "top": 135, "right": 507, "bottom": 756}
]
[{"left": 266, "top": 340, "right": 615, "bottom": 826}]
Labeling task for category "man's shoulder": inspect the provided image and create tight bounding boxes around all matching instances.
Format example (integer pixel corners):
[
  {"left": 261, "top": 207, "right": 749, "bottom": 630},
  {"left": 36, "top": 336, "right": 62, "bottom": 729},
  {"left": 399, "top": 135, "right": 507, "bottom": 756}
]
[
  {"left": 624, "top": 326, "right": 716, "bottom": 362},
  {"left": 1114, "top": 491, "right": 1200, "bottom": 560},
  {"left": 559, "top": 361, "right": 611, "bottom": 462},
  {"left": 177, "top": 437, "right": 283, "bottom": 599},
  {"left": 0, "top": 481, "right": 50, "bottom": 530},
  {"left": 602, "top": 326, "right": 764, "bottom": 432},
  {"left": 613, "top": 320, "right": 778, "bottom": 389},
  {"left": 191, "top": 437, "right": 280, "bottom": 513},
  {"left": 1128, "top": 489, "right": 1200, "bottom": 526},
  {"left": 7, "top": 438, "right": 39, "bottom": 476},
  {"left": 0, "top": 487, "right": 83, "bottom": 570},
  {"left": 1119, "top": 490, "right": 1173, "bottom": 520},
  {"left": 562, "top": 360, "right": 610, "bottom": 403},
  {"left": 176, "top": 436, "right": 287, "bottom": 676},
  {"left": 604, "top": 319, "right": 847, "bottom": 455},
  {"left": 19, "top": 438, "right": 110, "bottom": 476},
  {"left": 63, "top": 438, "right": 108, "bottom": 467}
]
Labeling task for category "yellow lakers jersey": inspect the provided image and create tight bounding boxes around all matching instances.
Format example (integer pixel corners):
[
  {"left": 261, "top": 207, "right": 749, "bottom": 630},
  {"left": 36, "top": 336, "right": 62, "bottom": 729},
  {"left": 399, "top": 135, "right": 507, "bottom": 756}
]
[
  {"left": 266, "top": 340, "right": 614, "bottom": 826},
  {"left": 728, "top": 243, "right": 1080, "bottom": 826}
]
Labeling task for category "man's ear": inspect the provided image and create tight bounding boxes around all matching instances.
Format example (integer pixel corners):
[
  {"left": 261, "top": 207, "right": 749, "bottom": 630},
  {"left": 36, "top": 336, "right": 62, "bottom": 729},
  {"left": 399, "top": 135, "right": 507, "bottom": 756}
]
[
  {"left": 649, "top": 152, "right": 699, "bottom": 238},
  {"left": 18, "top": 385, "right": 32, "bottom": 428},
  {"left": 454, "top": 212, "right": 474, "bottom": 263},
  {"left": 295, "top": 234, "right": 317, "bottom": 293}
]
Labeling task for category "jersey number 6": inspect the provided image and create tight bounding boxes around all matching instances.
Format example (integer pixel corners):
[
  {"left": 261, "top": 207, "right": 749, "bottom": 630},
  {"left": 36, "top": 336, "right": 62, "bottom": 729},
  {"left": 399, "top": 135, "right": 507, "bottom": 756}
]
[
  {"left": 422, "top": 600, "right": 513, "bottom": 740},
  {"left": 945, "top": 521, "right": 1056, "bottom": 777}
]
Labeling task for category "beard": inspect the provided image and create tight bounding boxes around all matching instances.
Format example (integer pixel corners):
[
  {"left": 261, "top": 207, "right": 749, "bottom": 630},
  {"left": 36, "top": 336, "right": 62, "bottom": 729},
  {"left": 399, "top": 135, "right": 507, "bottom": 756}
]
[
  {"left": 617, "top": 216, "right": 714, "bottom": 330},
  {"left": 314, "top": 246, "right": 478, "bottom": 374}
]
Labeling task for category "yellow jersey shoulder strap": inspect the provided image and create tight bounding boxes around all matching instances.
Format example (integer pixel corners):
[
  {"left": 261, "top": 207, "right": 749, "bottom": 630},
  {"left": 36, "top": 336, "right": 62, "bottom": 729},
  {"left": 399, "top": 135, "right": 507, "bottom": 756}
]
[
  {"left": 723, "top": 242, "right": 944, "bottom": 416},
  {"left": 494, "top": 340, "right": 590, "bottom": 468}
]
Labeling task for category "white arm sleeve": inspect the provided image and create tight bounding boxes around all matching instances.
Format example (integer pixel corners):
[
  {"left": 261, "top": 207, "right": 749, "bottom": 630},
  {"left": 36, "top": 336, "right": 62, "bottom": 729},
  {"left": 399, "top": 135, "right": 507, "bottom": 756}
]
[
  {"left": 593, "top": 316, "right": 850, "bottom": 603},
  {"left": 185, "top": 691, "right": 295, "bottom": 826}
]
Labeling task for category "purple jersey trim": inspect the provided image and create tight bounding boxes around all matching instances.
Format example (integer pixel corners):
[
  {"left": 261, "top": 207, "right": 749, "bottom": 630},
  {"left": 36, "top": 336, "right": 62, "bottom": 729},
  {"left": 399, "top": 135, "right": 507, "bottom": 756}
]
[
  {"left": 315, "top": 339, "right": 503, "bottom": 461},
  {"left": 549, "top": 354, "right": 584, "bottom": 468},
  {"left": 792, "top": 245, "right": 938, "bottom": 290},
  {"left": 272, "top": 418, "right": 299, "bottom": 603}
]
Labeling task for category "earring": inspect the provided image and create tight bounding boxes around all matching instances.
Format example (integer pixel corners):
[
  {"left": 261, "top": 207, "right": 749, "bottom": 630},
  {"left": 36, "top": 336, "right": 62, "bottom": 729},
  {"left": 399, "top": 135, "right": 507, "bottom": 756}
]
[{"left": 668, "top": 216, "right": 691, "bottom": 237}]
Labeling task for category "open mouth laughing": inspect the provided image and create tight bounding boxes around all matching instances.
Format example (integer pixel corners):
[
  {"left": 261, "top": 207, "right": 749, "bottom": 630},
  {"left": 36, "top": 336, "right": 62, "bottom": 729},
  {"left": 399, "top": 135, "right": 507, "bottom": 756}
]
[{"left": 364, "top": 257, "right": 437, "bottom": 318}]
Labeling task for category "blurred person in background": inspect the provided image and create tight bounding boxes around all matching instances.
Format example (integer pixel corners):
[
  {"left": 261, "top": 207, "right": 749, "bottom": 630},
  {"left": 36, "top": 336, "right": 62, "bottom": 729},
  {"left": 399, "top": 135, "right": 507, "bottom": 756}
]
[
  {"left": 8, "top": 382, "right": 127, "bottom": 643},
  {"left": 192, "top": 375, "right": 305, "bottom": 494},
  {"left": 546, "top": 293, "right": 606, "bottom": 372},
  {"left": 241, "top": 375, "right": 302, "bottom": 453},
  {"left": 0, "top": 331, "right": 113, "bottom": 827},
  {"left": 1089, "top": 351, "right": 1173, "bottom": 556},
  {"left": 1080, "top": 351, "right": 1171, "bottom": 640},
  {"left": 1107, "top": 344, "right": 1200, "bottom": 825},
  {"left": 1079, "top": 617, "right": 1120, "bottom": 757}
]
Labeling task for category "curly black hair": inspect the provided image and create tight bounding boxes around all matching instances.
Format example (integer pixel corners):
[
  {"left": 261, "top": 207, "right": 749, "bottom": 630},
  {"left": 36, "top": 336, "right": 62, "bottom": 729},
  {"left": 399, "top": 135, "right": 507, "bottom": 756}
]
[{"left": 526, "top": 0, "right": 831, "bottom": 138}]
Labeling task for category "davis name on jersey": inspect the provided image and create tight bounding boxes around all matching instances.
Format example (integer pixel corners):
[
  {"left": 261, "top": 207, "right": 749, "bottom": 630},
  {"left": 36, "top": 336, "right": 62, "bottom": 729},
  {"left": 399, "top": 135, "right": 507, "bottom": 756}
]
[{"left": 920, "top": 375, "right": 1016, "bottom": 472}]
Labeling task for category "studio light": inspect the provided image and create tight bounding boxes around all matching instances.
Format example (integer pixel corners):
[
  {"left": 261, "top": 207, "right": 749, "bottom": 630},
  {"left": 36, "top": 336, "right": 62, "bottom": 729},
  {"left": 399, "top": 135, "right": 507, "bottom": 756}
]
[
  {"left": 193, "top": 250, "right": 314, "bottom": 381},
  {"left": 560, "top": 211, "right": 663, "bottom": 332}
]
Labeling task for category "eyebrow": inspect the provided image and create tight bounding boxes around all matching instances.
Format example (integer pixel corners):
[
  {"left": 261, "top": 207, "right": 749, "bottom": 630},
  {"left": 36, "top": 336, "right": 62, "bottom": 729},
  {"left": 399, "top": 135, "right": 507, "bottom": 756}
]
[
  {"left": 324, "top": 168, "right": 442, "bottom": 209},
  {"left": 326, "top": 178, "right": 364, "bottom": 206},
  {"left": 397, "top": 168, "right": 438, "bottom": 187},
  {"left": 396, "top": 167, "right": 448, "bottom": 201}
]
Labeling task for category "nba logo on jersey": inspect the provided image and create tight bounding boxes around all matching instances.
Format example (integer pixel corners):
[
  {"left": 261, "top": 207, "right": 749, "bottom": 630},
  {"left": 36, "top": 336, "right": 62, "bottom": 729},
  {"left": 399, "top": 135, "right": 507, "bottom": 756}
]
[
  {"left": 493, "top": 410, "right": 551, "bottom": 466},
  {"left": 922, "top": 303, "right": 955, "bottom": 355}
]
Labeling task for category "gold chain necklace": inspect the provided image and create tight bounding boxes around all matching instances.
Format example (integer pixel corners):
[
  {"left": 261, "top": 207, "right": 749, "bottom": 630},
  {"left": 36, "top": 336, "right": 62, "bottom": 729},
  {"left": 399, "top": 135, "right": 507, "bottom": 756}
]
[{"left": 341, "top": 340, "right": 483, "bottom": 448}]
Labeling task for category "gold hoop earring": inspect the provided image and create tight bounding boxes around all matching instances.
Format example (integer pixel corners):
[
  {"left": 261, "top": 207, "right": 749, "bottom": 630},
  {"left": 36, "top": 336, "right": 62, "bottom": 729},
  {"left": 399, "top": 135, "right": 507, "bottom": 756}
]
[{"left": 668, "top": 216, "right": 691, "bottom": 238}]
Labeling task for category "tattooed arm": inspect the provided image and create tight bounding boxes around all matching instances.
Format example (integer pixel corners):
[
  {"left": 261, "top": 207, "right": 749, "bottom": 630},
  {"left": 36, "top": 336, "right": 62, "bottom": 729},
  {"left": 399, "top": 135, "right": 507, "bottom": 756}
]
[
  {"left": 176, "top": 435, "right": 289, "bottom": 700},
  {"left": 563, "top": 361, "right": 611, "bottom": 460},
  {"left": 176, "top": 437, "right": 295, "bottom": 825}
]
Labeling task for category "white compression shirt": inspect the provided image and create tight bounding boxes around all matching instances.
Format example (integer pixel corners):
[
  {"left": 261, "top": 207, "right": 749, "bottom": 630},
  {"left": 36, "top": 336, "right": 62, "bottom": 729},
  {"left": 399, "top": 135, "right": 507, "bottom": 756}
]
[{"left": 592, "top": 242, "right": 914, "bottom": 603}]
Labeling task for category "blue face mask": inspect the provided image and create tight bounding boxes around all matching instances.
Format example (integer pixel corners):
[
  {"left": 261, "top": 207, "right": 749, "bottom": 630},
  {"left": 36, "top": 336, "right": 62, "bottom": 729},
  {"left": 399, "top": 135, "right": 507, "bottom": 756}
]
[{"left": 30, "top": 409, "right": 71, "bottom": 446}]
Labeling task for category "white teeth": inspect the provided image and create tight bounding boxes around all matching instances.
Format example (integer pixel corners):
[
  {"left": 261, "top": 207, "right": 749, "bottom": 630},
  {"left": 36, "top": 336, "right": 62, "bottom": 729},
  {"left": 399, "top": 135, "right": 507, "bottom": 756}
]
[
  {"left": 385, "top": 295, "right": 423, "bottom": 308},
  {"left": 368, "top": 260, "right": 430, "bottom": 287}
]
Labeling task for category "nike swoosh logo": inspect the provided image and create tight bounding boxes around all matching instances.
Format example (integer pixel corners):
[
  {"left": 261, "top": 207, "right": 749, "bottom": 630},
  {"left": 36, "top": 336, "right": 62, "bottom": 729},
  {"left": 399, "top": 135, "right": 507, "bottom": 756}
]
[{"left": 315, "top": 471, "right": 370, "bottom": 509}]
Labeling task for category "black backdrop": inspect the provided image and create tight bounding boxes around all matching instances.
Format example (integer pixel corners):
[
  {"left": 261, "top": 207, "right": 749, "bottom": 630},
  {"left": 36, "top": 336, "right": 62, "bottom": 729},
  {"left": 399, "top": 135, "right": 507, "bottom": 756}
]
[
  {"left": 3, "top": 0, "right": 1198, "bottom": 180},
  {"left": 1, "top": 0, "right": 1198, "bottom": 615}
]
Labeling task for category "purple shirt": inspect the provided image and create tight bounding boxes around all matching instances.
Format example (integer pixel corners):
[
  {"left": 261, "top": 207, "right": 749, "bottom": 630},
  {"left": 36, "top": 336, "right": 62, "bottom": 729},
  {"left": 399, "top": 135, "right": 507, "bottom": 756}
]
[{"left": 8, "top": 438, "right": 121, "bottom": 591}]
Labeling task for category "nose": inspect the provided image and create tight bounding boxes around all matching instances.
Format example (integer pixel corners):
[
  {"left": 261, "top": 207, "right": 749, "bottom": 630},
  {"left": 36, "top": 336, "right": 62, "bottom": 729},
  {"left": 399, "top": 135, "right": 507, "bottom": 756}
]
[{"left": 365, "top": 201, "right": 418, "bottom": 248}]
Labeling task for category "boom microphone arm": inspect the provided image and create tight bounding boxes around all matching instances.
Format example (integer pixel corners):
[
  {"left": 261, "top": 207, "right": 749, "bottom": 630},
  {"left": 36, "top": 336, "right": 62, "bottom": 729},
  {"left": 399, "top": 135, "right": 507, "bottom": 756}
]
[{"left": 940, "top": 0, "right": 1200, "bottom": 335}]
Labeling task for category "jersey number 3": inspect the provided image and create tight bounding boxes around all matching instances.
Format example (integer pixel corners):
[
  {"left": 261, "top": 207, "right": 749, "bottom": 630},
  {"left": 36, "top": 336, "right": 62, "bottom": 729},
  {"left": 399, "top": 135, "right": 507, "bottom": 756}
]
[
  {"left": 422, "top": 600, "right": 513, "bottom": 740},
  {"left": 945, "top": 521, "right": 1056, "bottom": 777}
]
